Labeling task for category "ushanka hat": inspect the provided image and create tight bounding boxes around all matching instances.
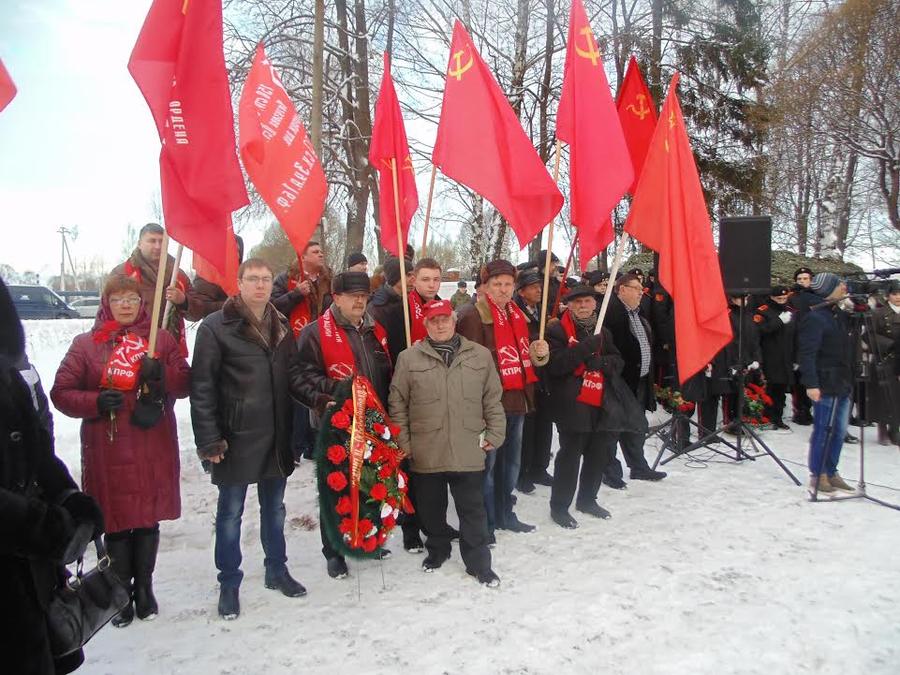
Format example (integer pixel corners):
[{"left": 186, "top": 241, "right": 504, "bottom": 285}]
[
  {"left": 516, "top": 270, "right": 542, "bottom": 291},
  {"left": 564, "top": 284, "right": 598, "bottom": 301},
  {"left": 332, "top": 271, "right": 371, "bottom": 294}
]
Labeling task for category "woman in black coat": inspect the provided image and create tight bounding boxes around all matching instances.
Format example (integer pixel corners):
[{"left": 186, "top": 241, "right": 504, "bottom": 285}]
[{"left": 0, "top": 279, "right": 104, "bottom": 675}]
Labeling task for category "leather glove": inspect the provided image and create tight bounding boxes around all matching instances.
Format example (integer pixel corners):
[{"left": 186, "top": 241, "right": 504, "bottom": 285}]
[
  {"left": 62, "top": 491, "right": 105, "bottom": 540},
  {"left": 197, "top": 439, "right": 228, "bottom": 461},
  {"left": 140, "top": 355, "right": 163, "bottom": 383},
  {"left": 97, "top": 389, "right": 124, "bottom": 414},
  {"left": 779, "top": 311, "right": 792, "bottom": 324}
]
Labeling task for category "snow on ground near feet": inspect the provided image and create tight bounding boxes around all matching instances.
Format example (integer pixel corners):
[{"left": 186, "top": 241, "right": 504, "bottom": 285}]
[{"left": 25, "top": 320, "right": 900, "bottom": 674}]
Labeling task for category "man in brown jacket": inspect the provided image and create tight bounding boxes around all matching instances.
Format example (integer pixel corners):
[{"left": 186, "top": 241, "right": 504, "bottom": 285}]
[
  {"left": 457, "top": 259, "right": 549, "bottom": 539},
  {"left": 389, "top": 299, "right": 505, "bottom": 587}
]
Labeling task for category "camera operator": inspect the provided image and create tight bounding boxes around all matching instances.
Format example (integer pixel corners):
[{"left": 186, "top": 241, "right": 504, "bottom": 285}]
[
  {"left": 797, "top": 273, "right": 855, "bottom": 494},
  {"left": 869, "top": 281, "right": 900, "bottom": 446}
]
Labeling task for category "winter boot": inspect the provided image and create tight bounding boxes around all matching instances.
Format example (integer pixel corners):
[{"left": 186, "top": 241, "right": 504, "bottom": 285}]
[
  {"left": 132, "top": 527, "right": 160, "bottom": 621},
  {"left": 877, "top": 424, "right": 891, "bottom": 446},
  {"left": 829, "top": 473, "right": 855, "bottom": 492},
  {"left": 810, "top": 474, "right": 835, "bottom": 494},
  {"left": 105, "top": 533, "right": 134, "bottom": 628}
]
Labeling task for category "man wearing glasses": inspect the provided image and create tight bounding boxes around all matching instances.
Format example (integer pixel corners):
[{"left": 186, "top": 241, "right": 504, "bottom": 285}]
[
  {"left": 601, "top": 273, "right": 667, "bottom": 488},
  {"left": 191, "top": 258, "right": 307, "bottom": 621}
]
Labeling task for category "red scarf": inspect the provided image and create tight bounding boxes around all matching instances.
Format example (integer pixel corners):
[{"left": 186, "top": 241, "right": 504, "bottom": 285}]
[
  {"left": 319, "top": 308, "right": 390, "bottom": 380},
  {"left": 287, "top": 275, "right": 312, "bottom": 337},
  {"left": 123, "top": 258, "right": 189, "bottom": 357},
  {"left": 560, "top": 311, "right": 604, "bottom": 407},
  {"left": 408, "top": 291, "right": 429, "bottom": 343},
  {"left": 485, "top": 295, "right": 537, "bottom": 391},
  {"left": 99, "top": 331, "right": 149, "bottom": 392}
]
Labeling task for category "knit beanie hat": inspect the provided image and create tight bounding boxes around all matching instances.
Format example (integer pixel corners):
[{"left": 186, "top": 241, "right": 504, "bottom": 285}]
[{"left": 809, "top": 272, "right": 840, "bottom": 297}]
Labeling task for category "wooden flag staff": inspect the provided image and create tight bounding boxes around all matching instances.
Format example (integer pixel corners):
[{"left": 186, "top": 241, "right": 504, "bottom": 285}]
[
  {"left": 419, "top": 165, "right": 438, "bottom": 259},
  {"left": 160, "top": 243, "right": 184, "bottom": 334},
  {"left": 392, "top": 158, "right": 413, "bottom": 348},
  {"left": 538, "top": 139, "right": 563, "bottom": 342},
  {"left": 147, "top": 231, "right": 170, "bottom": 357},
  {"left": 593, "top": 231, "right": 629, "bottom": 335}
]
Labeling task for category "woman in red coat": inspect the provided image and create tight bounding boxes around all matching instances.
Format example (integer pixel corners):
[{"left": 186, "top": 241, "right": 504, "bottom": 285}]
[{"left": 50, "top": 275, "right": 190, "bottom": 627}]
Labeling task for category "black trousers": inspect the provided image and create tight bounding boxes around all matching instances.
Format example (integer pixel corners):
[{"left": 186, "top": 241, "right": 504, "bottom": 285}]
[
  {"left": 765, "top": 382, "right": 788, "bottom": 423},
  {"left": 606, "top": 377, "right": 652, "bottom": 480},
  {"left": 399, "top": 458, "right": 424, "bottom": 540},
  {"left": 291, "top": 403, "right": 316, "bottom": 461},
  {"left": 698, "top": 396, "right": 720, "bottom": 435},
  {"left": 551, "top": 430, "right": 616, "bottom": 511},
  {"left": 791, "top": 379, "right": 813, "bottom": 422},
  {"left": 412, "top": 471, "right": 491, "bottom": 575},
  {"left": 520, "top": 395, "right": 554, "bottom": 478}
]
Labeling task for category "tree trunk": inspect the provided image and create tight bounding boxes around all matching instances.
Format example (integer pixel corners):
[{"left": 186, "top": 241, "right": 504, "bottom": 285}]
[
  {"left": 310, "top": 0, "right": 326, "bottom": 251},
  {"left": 531, "top": 0, "right": 556, "bottom": 263}
]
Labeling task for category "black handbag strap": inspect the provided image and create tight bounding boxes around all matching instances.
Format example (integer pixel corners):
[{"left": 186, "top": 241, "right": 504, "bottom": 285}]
[{"left": 69, "top": 538, "right": 111, "bottom": 588}]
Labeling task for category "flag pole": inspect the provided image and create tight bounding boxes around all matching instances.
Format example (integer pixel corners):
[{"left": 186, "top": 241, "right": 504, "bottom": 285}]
[
  {"left": 147, "top": 232, "right": 170, "bottom": 356},
  {"left": 551, "top": 231, "right": 579, "bottom": 318},
  {"left": 594, "top": 232, "right": 629, "bottom": 335},
  {"left": 161, "top": 243, "right": 184, "bottom": 330},
  {"left": 538, "top": 139, "right": 563, "bottom": 342},
  {"left": 419, "top": 164, "right": 438, "bottom": 259},
  {"left": 392, "top": 158, "right": 413, "bottom": 348}
]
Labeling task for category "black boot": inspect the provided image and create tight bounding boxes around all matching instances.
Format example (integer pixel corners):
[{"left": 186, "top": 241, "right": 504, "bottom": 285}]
[
  {"left": 132, "top": 527, "right": 160, "bottom": 621},
  {"left": 105, "top": 533, "right": 134, "bottom": 628}
]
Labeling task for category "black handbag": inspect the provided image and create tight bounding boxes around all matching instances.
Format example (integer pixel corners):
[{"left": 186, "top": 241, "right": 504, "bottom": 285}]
[{"left": 46, "top": 538, "right": 131, "bottom": 658}]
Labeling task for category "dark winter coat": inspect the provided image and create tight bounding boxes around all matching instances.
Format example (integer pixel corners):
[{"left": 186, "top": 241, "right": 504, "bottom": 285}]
[
  {"left": 865, "top": 303, "right": 900, "bottom": 424},
  {"left": 753, "top": 301, "right": 796, "bottom": 384},
  {"left": 544, "top": 316, "right": 648, "bottom": 435},
  {"left": 797, "top": 292, "right": 852, "bottom": 396},
  {"left": 368, "top": 284, "right": 408, "bottom": 364},
  {"left": 271, "top": 269, "right": 333, "bottom": 323},
  {"left": 190, "top": 298, "right": 300, "bottom": 486},
  {"left": 602, "top": 294, "right": 656, "bottom": 411},
  {"left": 192, "top": 276, "right": 229, "bottom": 318},
  {"left": 648, "top": 285, "right": 676, "bottom": 374},
  {"left": 724, "top": 303, "right": 762, "bottom": 368},
  {"left": 456, "top": 297, "right": 535, "bottom": 415},
  {"left": 293, "top": 304, "right": 393, "bottom": 425},
  {"left": 50, "top": 302, "right": 190, "bottom": 533}
]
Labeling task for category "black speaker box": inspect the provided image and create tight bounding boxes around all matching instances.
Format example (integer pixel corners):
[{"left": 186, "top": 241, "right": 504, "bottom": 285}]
[{"left": 719, "top": 216, "right": 772, "bottom": 293}]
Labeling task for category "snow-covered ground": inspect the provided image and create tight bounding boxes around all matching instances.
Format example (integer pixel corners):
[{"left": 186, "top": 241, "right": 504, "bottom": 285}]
[{"left": 24, "top": 319, "right": 900, "bottom": 675}]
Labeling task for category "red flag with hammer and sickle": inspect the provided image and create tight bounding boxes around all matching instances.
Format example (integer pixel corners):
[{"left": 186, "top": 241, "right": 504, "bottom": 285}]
[
  {"left": 624, "top": 73, "right": 732, "bottom": 382},
  {"left": 556, "top": 0, "right": 633, "bottom": 261},
  {"left": 370, "top": 52, "right": 419, "bottom": 258},
  {"left": 0, "top": 58, "right": 16, "bottom": 113},
  {"left": 432, "top": 21, "right": 563, "bottom": 249},
  {"left": 239, "top": 44, "right": 327, "bottom": 258},
  {"left": 617, "top": 55, "right": 658, "bottom": 195},
  {"left": 128, "top": 0, "right": 249, "bottom": 276}
]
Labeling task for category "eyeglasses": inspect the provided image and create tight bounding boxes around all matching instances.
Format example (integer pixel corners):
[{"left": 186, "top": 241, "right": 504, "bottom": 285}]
[
  {"left": 242, "top": 275, "right": 273, "bottom": 285},
  {"left": 622, "top": 284, "right": 643, "bottom": 292},
  {"left": 109, "top": 296, "right": 141, "bottom": 306}
]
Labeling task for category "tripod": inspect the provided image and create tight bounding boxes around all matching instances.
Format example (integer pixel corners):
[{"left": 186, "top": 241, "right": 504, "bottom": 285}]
[
  {"left": 652, "top": 294, "right": 800, "bottom": 485},
  {"left": 809, "top": 301, "right": 900, "bottom": 511},
  {"left": 650, "top": 403, "right": 745, "bottom": 467}
]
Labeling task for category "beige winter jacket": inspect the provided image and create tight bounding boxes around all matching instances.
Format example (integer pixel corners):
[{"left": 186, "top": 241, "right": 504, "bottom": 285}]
[{"left": 388, "top": 336, "right": 507, "bottom": 474}]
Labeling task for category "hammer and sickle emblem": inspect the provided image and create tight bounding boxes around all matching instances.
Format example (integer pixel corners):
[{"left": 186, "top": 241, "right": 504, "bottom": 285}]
[
  {"left": 574, "top": 26, "right": 600, "bottom": 66},
  {"left": 381, "top": 155, "right": 415, "bottom": 172},
  {"left": 626, "top": 93, "right": 651, "bottom": 120},
  {"left": 664, "top": 109, "right": 676, "bottom": 152},
  {"left": 448, "top": 49, "right": 474, "bottom": 81}
]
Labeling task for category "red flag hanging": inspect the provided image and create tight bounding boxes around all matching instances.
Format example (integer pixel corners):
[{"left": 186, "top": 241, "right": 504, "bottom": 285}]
[
  {"left": 369, "top": 52, "right": 419, "bottom": 258},
  {"left": 128, "top": 0, "right": 249, "bottom": 276},
  {"left": 432, "top": 21, "right": 563, "bottom": 249},
  {"left": 0, "top": 58, "right": 16, "bottom": 113},
  {"left": 617, "top": 55, "right": 658, "bottom": 195},
  {"left": 624, "top": 73, "right": 732, "bottom": 382},
  {"left": 192, "top": 223, "right": 240, "bottom": 296},
  {"left": 556, "top": 0, "right": 633, "bottom": 261},
  {"left": 238, "top": 44, "right": 327, "bottom": 257}
]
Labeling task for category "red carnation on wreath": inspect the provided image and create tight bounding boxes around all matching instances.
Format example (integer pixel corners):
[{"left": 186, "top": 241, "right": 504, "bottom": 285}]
[{"left": 316, "top": 375, "right": 413, "bottom": 560}]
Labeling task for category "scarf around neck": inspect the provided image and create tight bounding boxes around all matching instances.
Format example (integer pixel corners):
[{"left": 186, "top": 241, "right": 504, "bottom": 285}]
[{"left": 485, "top": 294, "right": 537, "bottom": 391}]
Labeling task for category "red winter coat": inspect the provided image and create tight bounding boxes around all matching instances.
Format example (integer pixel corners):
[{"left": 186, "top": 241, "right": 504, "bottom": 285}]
[{"left": 50, "top": 301, "right": 190, "bottom": 534}]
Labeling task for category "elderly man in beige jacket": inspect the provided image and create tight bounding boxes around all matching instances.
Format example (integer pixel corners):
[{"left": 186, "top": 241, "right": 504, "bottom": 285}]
[{"left": 389, "top": 299, "right": 506, "bottom": 588}]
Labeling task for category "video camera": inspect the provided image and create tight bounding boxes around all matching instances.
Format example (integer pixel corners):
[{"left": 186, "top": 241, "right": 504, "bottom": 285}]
[{"left": 844, "top": 268, "right": 900, "bottom": 300}]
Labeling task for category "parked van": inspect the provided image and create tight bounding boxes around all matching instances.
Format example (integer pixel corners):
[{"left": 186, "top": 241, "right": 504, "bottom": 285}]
[{"left": 8, "top": 285, "right": 80, "bottom": 319}]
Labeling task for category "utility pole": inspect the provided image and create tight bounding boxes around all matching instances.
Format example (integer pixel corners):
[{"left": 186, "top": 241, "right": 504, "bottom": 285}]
[{"left": 58, "top": 226, "right": 80, "bottom": 292}]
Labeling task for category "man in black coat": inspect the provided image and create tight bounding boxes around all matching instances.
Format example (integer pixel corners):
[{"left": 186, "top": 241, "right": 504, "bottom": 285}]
[
  {"left": 753, "top": 286, "right": 796, "bottom": 429},
  {"left": 1, "top": 278, "right": 104, "bottom": 675},
  {"left": 601, "top": 274, "right": 666, "bottom": 487},
  {"left": 544, "top": 286, "right": 648, "bottom": 528},
  {"left": 294, "top": 271, "right": 393, "bottom": 579},
  {"left": 190, "top": 258, "right": 306, "bottom": 621},
  {"left": 368, "top": 256, "right": 414, "bottom": 364}
]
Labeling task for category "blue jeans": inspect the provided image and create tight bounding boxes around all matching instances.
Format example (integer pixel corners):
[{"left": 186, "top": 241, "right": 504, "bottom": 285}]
[
  {"left": 808, "top": 394, "right": 850, "bottom": 476},
  {"left": 483, "top": 414, "right": 524, "bottom": 531},
  {"left": 215, "top": 477, "right": 288, "bottom": 589}
]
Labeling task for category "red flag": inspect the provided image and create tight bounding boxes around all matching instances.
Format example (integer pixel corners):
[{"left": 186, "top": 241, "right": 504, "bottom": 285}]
[
  {"left": 557, "top": 0, "right": 633, "bottom": 261},
  {"left": 128, "top": 0, "right": 249, "bottom": 276},
  {"left": 624, "top": 73, "right": 732, "bottom": 382},
  {"left": 0, "top": 58, "right": 16, "bottom": 113},
  {"left": 370, "top": 52, "right": 419, "bottom": 257},
  {"left": 192, "top": 223, "right": 240, "bottom": 296},
  {"left": 617, "top": 56, "right": 658, "bottom": 195},
  {"left": 432, "top": 21, "right": 563, "bottom": 249},
  {"left": 239, "top": 45, "right": 327, "bottom": 257}
]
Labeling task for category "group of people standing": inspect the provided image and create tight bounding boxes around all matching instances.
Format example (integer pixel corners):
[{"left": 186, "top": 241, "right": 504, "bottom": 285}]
[{"left": 5, "top": 222, "right": 898, "bottom": 662}]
